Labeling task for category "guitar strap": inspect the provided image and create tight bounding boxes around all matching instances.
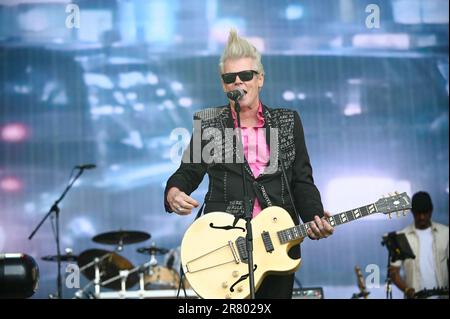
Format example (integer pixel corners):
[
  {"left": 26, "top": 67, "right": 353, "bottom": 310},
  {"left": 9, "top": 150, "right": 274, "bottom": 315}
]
[
  {"left": 176, "top": 202, "right": 205, "bottom": 299},
  {"left": 195, "top": 202, "right": 206, "bottom": 220}
]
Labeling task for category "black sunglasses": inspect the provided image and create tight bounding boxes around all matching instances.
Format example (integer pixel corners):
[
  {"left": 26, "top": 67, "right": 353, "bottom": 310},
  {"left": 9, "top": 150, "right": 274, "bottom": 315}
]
[{"left": 221, "top": 70, "right": 259, "bottom": 84}]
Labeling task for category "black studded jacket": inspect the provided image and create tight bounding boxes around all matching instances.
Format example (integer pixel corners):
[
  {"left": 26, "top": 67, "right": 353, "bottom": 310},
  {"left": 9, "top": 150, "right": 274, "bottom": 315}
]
[{"left": 164, "top": 104, "right": 324, "bottom": 227}]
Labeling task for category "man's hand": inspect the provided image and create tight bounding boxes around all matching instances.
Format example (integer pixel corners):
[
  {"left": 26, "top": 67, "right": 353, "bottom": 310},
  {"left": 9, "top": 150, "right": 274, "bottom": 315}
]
[
  {"left": 307, "top": 211, "right": 334, "bottom": 240},
  {"left": 167, "top": 187, "right": 199, "bottom": 215}
]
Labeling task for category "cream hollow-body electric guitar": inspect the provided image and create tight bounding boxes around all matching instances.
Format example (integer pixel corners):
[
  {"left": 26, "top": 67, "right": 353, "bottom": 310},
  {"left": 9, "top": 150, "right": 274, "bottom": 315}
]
[{"left": 181, "top": 192, "right": 411, "bottom": 299}]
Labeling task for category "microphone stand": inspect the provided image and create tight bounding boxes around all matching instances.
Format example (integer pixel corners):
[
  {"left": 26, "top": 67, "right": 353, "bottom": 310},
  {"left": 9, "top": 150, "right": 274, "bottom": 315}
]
[
  {"left": 384, "top": 244, "right": 393, "bottom": 299},
  {"left": 233, "top": 99, "right": 256, "bottom": 299},
  {"left": 29, "top": 167, "right": 88, "bottom": 299},
  {"left": 381, "top": 232, "right": 415, "bottom": 299}
]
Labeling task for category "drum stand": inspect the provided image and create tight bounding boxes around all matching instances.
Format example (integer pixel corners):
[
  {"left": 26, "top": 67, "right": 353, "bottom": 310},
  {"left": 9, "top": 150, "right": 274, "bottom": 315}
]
[
  {"left": 138, "top": 251, "right": 158, "bottom": 293},
  {"left": 73, "top": 253, "right": 109, "bottom": 299},
  {"left": 96, "top": 242, "right": 130, "bottom": 298},
  {"left": 138, "top": 258, "right": 157, "bottom": 297},
  {"left": 97, "top": 259, "right": 155, "bottom": 299},
  {"left": 148, "top": 250, "right": 158, "bottom": 275}
]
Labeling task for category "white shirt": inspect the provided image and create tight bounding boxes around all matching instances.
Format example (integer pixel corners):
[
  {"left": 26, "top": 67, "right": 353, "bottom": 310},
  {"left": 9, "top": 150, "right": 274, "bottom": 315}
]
[
  {"left": 391, "top": 222, "right": 449, "bottom": 294},
  {"left": 415, "top": 227, "right": 438, "bottom": 290}
]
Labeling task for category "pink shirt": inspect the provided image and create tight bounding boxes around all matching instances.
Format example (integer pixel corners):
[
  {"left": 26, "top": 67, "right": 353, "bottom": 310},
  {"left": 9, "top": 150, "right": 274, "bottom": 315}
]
[{"left": 231, "top": 102, "right": 270, "bottom": 218}]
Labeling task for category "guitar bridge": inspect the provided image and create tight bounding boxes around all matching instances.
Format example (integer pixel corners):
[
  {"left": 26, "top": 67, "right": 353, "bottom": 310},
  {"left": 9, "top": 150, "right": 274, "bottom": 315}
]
[{"left": 228, "top": 241, "right": 240, "bottom": 264}]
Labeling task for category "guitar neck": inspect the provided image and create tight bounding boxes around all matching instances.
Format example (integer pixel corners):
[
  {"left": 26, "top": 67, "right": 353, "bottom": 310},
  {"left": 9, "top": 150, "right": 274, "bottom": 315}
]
[
  {"left": 278, "top": 203, "right": 379, "bottom": 244},
  {"left": 415, "top": 287, "right": 449, "bottom": 299}
]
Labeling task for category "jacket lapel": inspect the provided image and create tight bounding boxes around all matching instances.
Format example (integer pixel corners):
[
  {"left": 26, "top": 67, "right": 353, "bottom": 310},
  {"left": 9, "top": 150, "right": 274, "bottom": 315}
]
[
  {"left": 219, "top": 105, "right": 257, "bottom": 180},
  {"left": 260, "top": 104, "right": 281, "bottom": 177}
]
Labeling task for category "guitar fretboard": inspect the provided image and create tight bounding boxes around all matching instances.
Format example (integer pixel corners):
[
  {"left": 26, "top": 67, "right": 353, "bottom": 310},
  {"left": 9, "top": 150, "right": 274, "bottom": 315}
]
[{"left": 277, "top": 203, "right": 378, "bottom": 244}]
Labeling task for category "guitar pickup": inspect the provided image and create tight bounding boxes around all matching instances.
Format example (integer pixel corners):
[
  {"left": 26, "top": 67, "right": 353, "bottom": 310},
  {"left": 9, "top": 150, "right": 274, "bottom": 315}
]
[
  {"left": 235, "top": 237, "right": 248, "bottom": 263},
  {"left": 261, "top": 231, "right": 274, "bottom": 253}
]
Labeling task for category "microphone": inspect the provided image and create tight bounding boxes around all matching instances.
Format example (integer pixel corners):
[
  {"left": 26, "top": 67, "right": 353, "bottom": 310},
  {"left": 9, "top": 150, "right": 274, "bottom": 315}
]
[
  {"left": 226, "top": 88, "right": 246, "bottom": 101},
  {"left": 75, "top": 164, "right": 96, "bottom": 170}
]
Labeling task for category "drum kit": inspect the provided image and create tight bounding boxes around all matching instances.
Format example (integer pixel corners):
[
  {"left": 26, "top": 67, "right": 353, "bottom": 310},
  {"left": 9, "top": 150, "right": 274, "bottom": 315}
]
[{"left": 40, "top": 230, "right": 193, "bottom": 299}]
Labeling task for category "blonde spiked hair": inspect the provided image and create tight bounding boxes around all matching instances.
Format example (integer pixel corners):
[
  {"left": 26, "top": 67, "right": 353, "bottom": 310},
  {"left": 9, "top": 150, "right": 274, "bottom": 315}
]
[{"left": 219, "top": 29, "right": 264, "bottom": 75}]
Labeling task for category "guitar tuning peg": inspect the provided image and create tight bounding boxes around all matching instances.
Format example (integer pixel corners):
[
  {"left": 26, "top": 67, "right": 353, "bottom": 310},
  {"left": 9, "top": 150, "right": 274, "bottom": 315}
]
[
  {"left": 402, "top": 210, "right": 407, "bottom": 216},
  {"left": 396, "top": 211, "right": 400, "bottom": 217}
]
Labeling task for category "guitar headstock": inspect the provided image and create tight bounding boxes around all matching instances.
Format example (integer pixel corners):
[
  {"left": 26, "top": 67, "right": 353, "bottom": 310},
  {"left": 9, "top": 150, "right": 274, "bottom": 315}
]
[{"left": 375, "top": 192, "right": 411, "bottom": 218}]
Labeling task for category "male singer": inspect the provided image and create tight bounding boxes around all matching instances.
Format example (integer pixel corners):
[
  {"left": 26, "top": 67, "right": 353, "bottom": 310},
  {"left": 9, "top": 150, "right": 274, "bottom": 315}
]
[{"left": 164, "top": 29, "right": 333, "bottom": 299}]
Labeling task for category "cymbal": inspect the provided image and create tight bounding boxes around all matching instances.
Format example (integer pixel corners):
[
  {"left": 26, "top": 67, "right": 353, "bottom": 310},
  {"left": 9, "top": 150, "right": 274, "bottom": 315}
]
[
  {"left": 92, "top": 230, "right": 151, "bottom": 245},
  {"left": 137, "top": 246, "right": 169, "bottom": 256},
  {"left": 41, "top": 254, "right": 78, "bottom": 262},
  {"left": 77, "top": 249, "right": 138, "bottom": 290}
]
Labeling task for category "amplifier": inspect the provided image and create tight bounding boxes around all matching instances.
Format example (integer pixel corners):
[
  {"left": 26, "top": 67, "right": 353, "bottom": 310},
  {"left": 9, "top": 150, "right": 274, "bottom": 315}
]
[
  {"left": 0, "top": 253, "right": 39, "bottom": 298},
  {"left": 292, "top": 287, "right": 324, "bottom": 299}
]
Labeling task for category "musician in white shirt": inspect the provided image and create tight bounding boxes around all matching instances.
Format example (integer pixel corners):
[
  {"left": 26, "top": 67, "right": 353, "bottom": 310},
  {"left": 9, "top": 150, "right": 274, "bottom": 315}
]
[{"left": 390, "top": 191, "right": 449, "bottom": 298}]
